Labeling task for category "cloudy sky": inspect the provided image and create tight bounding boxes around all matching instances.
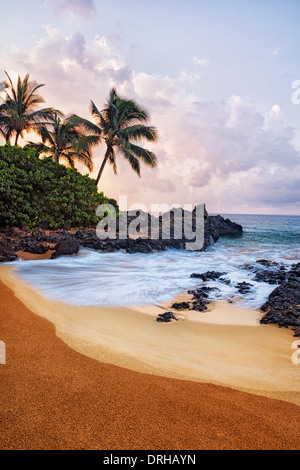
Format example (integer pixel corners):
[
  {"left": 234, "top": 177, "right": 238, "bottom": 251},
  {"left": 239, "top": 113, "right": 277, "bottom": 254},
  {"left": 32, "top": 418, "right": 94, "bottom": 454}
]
[{"left": 1, "top": 0, "right": 300, "bottom": 214}]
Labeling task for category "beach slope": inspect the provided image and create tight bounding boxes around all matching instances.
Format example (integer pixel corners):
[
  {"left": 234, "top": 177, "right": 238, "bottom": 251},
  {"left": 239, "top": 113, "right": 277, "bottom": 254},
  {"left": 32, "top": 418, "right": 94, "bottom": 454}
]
[{"left": 0, "top": 270, "right": 300, "bottom": 450}]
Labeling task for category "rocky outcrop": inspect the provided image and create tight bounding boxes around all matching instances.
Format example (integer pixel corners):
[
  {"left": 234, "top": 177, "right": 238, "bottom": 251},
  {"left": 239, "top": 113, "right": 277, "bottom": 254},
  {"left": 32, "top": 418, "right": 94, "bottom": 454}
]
[
  {"left": 0, "top": 206, "right": 243, "bottom": 260},
  {"left": 155, "top": 284, "right": 218, "bottom": 321},
  {"left": 235, "top": 281, "right": 254, "bottom": 294},
  {"left": 237, "top": 259, "right": 300, "bottom": 335},
  {"left": 110, "top": 205, "right": 242, "bottom": 253},
  {"left": 170, "top": 285, "right": 218, "bottom": 314},
  {"left": 240, "top": 259, "right": 288, "bottom": 285},
  {"left": 0, "top": 238, "right": 18, "bottom": 262},
  {"left": 190, "top": 271, "right": 226, "bottom": 281},
  {"left": 156, "top": 311, "right": 179, "bottom": 323},
  {"left": 207, "top": 214, "right": 243, "bottom": 237},
  {"left": 50, "top": 236, "right": 80, "bottom": 259},
  {"left": 171, "top": 301, "right": 191, "bottom": 310},
  {"left": 260, "top": 263, "right": 300, "bottom": 334}
]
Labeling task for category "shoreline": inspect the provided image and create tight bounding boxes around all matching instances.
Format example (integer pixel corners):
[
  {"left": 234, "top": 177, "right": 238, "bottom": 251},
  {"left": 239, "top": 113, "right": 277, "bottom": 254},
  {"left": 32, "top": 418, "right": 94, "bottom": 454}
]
[
  {"left": 1, "top": 266, "right": 300, "bottom": 450},
  {"left": 1, "top": 265, "right": 299, "bottom": 406}
]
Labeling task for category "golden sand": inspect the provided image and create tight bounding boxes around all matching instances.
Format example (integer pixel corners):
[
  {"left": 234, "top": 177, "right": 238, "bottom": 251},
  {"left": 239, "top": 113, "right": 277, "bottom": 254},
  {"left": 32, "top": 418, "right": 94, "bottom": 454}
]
[
  {"left": 15, "top": 250, "right": 55, "bottom": 260},
  {"left": 1, "top": 266, "right": 299, "bottom": 406},
  {"left": 0, "top": 265, "right": 299, "bottom": 450}
]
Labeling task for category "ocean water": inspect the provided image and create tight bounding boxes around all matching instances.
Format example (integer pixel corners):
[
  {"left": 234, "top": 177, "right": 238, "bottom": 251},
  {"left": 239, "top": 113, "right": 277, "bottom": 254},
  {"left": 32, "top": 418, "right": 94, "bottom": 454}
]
[{"left": 9, "top": 214, "right": 300, "bottom": 310}]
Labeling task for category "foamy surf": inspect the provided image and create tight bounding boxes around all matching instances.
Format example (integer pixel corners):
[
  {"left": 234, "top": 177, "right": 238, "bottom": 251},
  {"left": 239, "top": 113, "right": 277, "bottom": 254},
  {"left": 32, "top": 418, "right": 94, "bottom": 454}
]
[{"left": 7, "top": 214, "right": 300, "bottom": 310}]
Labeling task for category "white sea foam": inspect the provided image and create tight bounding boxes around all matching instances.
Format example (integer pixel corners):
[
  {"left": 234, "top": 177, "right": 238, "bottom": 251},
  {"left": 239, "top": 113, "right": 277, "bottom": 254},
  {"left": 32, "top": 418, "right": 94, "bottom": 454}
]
[
  {"left": 8, "top": 214, "right": 300, "bottom": 310},
  {"left": 8, "top": 245, "right": 294, "bottom": 310}
]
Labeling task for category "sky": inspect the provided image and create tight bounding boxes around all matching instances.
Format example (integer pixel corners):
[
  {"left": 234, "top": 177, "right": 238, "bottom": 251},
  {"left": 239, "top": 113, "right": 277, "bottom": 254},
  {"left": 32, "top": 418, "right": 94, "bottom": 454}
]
[{"left": 1, "top": 0, "right": 300, "bottom": 215}]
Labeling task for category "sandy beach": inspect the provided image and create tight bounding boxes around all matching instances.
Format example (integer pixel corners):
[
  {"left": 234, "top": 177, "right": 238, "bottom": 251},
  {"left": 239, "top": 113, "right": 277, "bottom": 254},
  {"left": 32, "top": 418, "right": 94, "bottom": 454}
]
[
  {"left": 0, "top": 264, "right": 299, "bottom": 450},
  {"left": 2, "top": 0, "right": 300, "bottom": 451}
]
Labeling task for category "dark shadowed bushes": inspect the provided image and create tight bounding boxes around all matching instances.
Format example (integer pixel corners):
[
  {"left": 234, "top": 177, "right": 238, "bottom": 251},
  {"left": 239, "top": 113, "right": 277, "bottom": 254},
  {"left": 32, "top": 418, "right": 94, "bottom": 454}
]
[{"left": 0, "top": 144, "right": 117, "bottom": 229}]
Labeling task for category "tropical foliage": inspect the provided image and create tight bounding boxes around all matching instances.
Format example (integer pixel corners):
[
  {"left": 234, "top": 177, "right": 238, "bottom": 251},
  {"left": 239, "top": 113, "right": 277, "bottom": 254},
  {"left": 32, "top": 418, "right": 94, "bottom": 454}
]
[
  {"left": 0, "top": 71, "right": 59, "bottom": 146},
  {"left": 27, "top": 112, "right": 99, "bottom": 171},
  {"left": 70, "top": 87, "right": 158, "bottom": 185},
  {"left": 0, "top": 71, "right": 158, "bottom": 229},
  {"left": 0, "top": 73, "right": 158, "bottom": 185},
  {"left": 0, "top": 145, "right": 116, "bottom": 229}
]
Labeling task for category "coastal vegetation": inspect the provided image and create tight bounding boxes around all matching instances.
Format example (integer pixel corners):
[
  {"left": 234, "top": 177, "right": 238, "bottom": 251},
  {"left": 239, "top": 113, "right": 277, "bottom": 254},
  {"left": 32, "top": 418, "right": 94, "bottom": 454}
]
[
  {"left": 0, "top": 144, "right": 116, "bottom": 229},
  {"left": 27, "top": 112, "right": 98, "bottom": 172},
  {"left": 0, "top": 72, "right": 159, "bottom": 183},
  {"left": 0, "top": 71, "right": 158, "bottom": 229},
  {"left": 69, "top": 87, "right": 158, "bottom": 185},
  {"left": 0, "top": 71, "right": 59, "bottom": 146}
]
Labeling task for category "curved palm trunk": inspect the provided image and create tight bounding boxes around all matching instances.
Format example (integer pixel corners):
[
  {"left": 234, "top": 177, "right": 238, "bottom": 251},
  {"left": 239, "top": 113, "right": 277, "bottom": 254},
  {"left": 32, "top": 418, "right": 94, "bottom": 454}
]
[
  {"left": 14, "top": 132, "right": 20, "bottom": 146},
  {"left": 54, "top": 150, "right": 60, "bottom": 163},
  {"left": 95, "top": 146, "right": 111, "bottom": 186}
]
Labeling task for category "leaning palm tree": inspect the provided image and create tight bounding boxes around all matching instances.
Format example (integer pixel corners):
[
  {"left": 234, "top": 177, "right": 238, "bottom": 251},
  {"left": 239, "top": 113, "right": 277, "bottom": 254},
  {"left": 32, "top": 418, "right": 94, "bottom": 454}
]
[
  {"left": 70, "top": 88, "right": 158, "bottom": 185},
  {"left": 0, "top": 71, "right": 59, "bottom": 146},
  {"left": 27, "top": 112, "right": 98, "bottom": 172}
]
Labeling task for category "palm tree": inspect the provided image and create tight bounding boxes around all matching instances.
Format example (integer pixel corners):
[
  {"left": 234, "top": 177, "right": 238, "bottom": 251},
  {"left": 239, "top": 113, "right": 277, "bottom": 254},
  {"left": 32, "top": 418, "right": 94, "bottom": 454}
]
[
  {"left": 0, "top": 80, "right": 10, "bottom": 143},
  {"left": 70, "top": 88, "right": 158, "bottom": 185},
  {"left": 27, "top": 112, "right": 98, "bottom": 172},
  {"left": 0, "top": 71, "right": 59, "bottom": 146}
]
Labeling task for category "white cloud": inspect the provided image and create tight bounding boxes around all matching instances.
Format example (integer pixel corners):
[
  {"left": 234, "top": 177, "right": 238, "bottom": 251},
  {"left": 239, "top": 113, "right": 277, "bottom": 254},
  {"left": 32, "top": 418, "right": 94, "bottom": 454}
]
[
  {"left": 192, "top": 57, "right": 209, "bottom": 68},
  {"left": 272, "top": 47, "right": 282, "bottom": 56},
  {"left": 1, "top": 26, "right": 132, "bottom": 115},
  {"left": 1, "top": 26, "right": 299, "bottom": 213}
]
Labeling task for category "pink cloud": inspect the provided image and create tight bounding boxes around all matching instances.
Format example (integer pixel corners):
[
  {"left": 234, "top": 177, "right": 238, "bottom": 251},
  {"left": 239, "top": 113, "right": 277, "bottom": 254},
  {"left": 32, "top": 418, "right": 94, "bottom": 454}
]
[{"left": 1, "top": 27, "right": 300, "bottom": 214}]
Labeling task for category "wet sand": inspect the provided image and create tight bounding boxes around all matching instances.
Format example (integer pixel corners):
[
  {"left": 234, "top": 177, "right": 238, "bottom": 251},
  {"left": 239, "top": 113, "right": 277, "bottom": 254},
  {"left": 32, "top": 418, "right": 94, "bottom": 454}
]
[
  {"left": 15, "top": 250, "right": 55, "bottom": 261},
  {"left": 0, "top": 266, "right": 300, "bottom": 450}
]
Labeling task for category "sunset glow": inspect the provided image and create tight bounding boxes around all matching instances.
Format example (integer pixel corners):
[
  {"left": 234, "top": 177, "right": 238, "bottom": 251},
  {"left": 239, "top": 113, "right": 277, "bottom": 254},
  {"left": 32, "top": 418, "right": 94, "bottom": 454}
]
[{"left": 1, "top": 0, "right": 300, "bottom": 214}]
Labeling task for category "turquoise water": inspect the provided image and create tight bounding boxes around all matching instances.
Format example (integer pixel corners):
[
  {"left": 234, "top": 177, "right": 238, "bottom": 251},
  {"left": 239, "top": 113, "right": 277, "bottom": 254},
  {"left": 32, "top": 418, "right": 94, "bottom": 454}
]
[
  {"left": 219, "top": 214, "right": 300, "bottom": 262},
  {"left": 10, "top": 214, "right": 300, "bottom": 310}
]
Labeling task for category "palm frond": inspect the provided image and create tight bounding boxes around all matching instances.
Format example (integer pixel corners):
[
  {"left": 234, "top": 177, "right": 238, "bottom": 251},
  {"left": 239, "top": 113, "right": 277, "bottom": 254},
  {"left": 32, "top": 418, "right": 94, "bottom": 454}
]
[
  {"left": 0, "top": 126, "right": 10, "bottom": 143},
  {"left": 117, "top": 99, "right": 149, "bottom": 128},
  {"left": 28, "top": 114, "right": 97, "bottom": 171},
  {"left": 129, "top": 143, "right": 158, "bottom": 168},
  {"left": 120, "top": 147, "right": 141, "bottom": 176},
  {"left": 120, "top": 124, "right": 158, "bottom": 143},
  {"left": 1, "top": 72, "right": 62, "bottom": 145},
  {"left": 68, "top": 113, "right": 102, "bottom": 136},
  {"left": 4, "top": 71, "right": 16, "bottom": 102},
  {"left": 27, "top": 107, "right": 58, "bottom": 122},
  {"left": 27, "top": 141, "right": 53, "bottom": 155}
]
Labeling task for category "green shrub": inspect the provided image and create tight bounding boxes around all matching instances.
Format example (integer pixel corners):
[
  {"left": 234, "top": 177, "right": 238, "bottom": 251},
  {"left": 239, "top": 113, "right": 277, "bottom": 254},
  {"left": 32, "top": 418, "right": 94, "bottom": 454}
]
[{"left": 0, "top": 144, "right": 117, "bottom": 229}]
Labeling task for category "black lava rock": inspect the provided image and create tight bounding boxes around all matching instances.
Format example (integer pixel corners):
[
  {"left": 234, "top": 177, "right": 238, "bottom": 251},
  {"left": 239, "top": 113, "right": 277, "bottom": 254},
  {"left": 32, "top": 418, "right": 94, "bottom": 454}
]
[
  {"left": 260, "top": 263, "right": 300, "bottom": 329},
  {"left": 156, "top": 311, "right": 179, "bottom": 323},
  {"left": 190, "top": 271, "right": 226, "bottom": 281},
  {"left": 171, "top": 302, "right": 191, "bottom": 310},
  {"left": 0, "top": 237, "right": 18, "bottom": 262},
  {"left": 236, "top": 281, "right": 254, "bottom": 294},
  {"left": 51, "top": 237, "right": 80, "bottom": 259}
]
